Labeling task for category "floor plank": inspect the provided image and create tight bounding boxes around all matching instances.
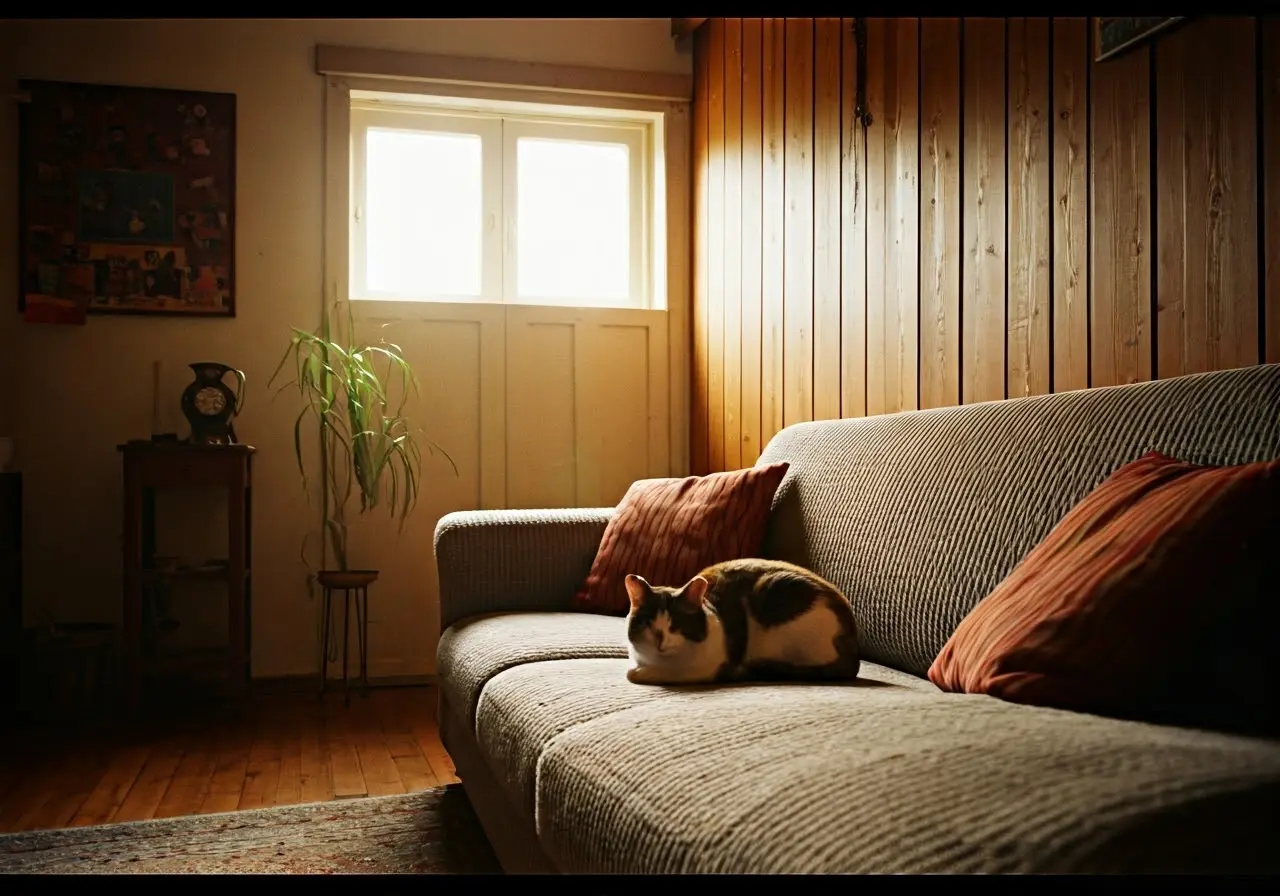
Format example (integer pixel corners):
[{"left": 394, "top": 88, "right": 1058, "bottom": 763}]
[
  {"left": 400, "top": 689, "right": 459, "bottom": 785},
  {"left": 153, "top": 730, "right": 217, "bottom": 820},
  {"left": 69, "top": 743, "right": 151, "bottom": 827},
  {"left": 351, "top": 697, "right": 405, "bottom": 798},
  {"left": 326, "top": 695, "right": 369, "bottom": 799},
  {"left": 298, "top": 712, "right": 335, "bottom": 805},
  {"left": 0, "top": 686, "right": 456, "bottom": 832},
  {"left": 275, "top": 728, "right": 304, "bottom": 807},
  {"left": 375, "top": 691, "right": 441, "bottom": 793},
  {"left": 199, "top": 714, "right": 257, "bottom": 814},
  {"left": 17, "top": 740, "right": 107, "bottom": 832},
  {"left": 112, "top": 734, "right": 186, "bottom": 823},
  {"left": 2, "top": 752, "right": 74, "bottom": 832},
  {"left": 236, "top": 725, "right": 282, "bottom": 811}
]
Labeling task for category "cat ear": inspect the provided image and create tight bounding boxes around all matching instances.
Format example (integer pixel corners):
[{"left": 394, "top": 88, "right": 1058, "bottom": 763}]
[
  {"left": 624, "top": 574, "right": 650, "bottom": 609},
  {"left": 681, "top": 575, "right": 710, "bottom": 606}
]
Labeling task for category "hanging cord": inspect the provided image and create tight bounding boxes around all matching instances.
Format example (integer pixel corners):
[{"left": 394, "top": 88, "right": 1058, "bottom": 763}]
[{"left": 853, "top": 18, "right": 873, "bottom": 128}]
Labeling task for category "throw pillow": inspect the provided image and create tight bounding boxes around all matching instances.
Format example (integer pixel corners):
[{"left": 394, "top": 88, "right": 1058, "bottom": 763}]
[
  {"left": 927, "top": 451, "right": 1280, "bottom": 734},
  {"left": 571, "top": 462, "right": 790, "bottom": 616}
]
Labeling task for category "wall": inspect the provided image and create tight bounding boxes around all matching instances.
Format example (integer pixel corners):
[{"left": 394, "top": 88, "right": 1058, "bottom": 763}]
[
  {"left": 0, "top": 18, "right": 690, "bottom": 678},
  {"left": 689, "top": 17, "right": 1280, "bottom": 473}
]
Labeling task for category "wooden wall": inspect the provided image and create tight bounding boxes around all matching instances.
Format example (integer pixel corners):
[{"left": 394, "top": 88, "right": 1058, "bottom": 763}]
[{"left": 690, "top": 16, "right": 1280, "bottom": 473}]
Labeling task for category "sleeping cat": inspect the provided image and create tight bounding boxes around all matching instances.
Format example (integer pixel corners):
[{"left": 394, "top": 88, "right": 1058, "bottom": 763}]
[{"left": 624, "top": 558, "right": 860, "bottom": 685}]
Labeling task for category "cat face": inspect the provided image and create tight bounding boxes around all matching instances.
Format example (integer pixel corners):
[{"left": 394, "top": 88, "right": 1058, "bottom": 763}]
[{"left": 624, "top": 574, "right": 710, "bottom": 658}]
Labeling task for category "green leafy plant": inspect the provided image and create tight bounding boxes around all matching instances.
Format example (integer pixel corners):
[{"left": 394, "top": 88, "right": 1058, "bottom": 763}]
[{"left": 269, "top": 300, "right": 457, "bottom": 571}]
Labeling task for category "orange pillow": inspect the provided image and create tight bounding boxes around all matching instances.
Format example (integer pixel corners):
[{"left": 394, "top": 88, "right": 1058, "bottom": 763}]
[
  {"left": 928, "top": 451, "right": 1280, "bottom": 733},
  {"left": 571, "top": 463, "right": 790, "bottom": 616}
]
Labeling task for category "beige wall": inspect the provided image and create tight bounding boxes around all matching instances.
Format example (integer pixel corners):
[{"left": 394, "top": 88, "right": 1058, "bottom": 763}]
[{"left": 0, "top": 18, "right": 691, "bottom": 678}]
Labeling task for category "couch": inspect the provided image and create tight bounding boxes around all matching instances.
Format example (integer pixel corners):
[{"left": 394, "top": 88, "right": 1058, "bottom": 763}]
[{"left": 434, "top": 363, "right": 1280, "bottom": 874}]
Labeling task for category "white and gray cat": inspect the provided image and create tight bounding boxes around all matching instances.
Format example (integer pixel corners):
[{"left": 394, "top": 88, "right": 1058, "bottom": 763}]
[{"left": 624, "top": 558, "right": 860, "bottom": 685}]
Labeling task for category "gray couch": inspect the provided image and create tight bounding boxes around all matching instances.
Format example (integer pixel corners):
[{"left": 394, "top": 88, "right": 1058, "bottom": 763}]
[{"left": 434, "top": 363, "right": 1280, "bottom": 874}]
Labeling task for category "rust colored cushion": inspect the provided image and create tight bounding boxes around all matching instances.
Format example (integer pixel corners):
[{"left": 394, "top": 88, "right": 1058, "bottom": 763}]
[
  {"left": 928, "top": 451, "right": 1280, "bottom": 734},
  {"left": 571, "top": 463, "right": 790, "bottom": 616}
]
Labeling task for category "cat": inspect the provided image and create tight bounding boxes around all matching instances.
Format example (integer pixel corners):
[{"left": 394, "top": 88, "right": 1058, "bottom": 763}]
[{"left": 624, "top": 558, "right": 860, "bottom": 686}]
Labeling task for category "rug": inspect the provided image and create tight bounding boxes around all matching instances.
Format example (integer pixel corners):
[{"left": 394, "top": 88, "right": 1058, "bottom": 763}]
[{"left": 0, "top": 785, "right": 501, "bottom": 874}]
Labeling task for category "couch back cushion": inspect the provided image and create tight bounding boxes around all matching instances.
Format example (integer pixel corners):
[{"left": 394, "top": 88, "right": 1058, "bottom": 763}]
[{"left": 756, "top": 364, "right": 1280, "bottom": 679}]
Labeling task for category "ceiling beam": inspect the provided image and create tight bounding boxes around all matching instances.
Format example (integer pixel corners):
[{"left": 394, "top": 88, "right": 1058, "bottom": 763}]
[{"left": 671, "top": 18, "right": 709, "bottom": 40}]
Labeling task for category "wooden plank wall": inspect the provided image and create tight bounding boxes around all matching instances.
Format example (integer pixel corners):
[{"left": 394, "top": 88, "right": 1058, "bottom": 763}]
[{"left": 689, "top": 16, "right": 1279, "bottom": 474}]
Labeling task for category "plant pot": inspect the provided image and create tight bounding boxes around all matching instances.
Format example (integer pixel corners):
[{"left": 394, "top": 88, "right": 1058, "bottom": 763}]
[{"left": 316, "top": 569, "right": 379, "bottom": 589}]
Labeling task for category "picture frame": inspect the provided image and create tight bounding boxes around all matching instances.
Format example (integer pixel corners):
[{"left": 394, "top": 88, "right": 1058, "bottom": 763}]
[
  {"left": 1093, "top": 17, "right": 1187, "bottom": 63},
  {"left": 17, "top": 79, "right": 237, "bottom": 319}
]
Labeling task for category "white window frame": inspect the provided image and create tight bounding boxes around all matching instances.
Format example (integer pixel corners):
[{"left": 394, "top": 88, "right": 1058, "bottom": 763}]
[
  {"left": 350, "top": 107, "right": 502, "bottom": 303},
  {"left": 348, "top": 97, "right": 655, "bottom": 310}
]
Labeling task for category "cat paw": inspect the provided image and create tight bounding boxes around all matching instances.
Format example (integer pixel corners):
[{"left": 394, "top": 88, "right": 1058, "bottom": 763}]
[{"left": 626, "top": 665, "right": 656, "bottom": 685}]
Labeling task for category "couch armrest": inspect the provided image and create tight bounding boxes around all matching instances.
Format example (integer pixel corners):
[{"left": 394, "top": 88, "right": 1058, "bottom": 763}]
[{"left": 433, "top": 507, "right": 615, "bottom": 632}]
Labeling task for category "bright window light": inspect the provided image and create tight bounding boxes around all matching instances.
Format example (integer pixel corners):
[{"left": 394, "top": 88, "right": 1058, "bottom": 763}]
[
  {"left": 365, "top": 128, "right": 483, "bottom": 298},
  {"left": 349, "top": 98, "right": 657, "bottom": 309},
  {"left": 515, "top": 138, "right": 631, "bottom": 303}
]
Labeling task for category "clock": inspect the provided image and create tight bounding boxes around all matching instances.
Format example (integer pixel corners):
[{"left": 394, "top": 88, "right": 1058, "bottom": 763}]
[{"left": 181, "top": 362, "right": 246, "bottom": 445}]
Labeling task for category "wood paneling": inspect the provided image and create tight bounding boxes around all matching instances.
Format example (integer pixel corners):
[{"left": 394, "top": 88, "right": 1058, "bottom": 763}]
[
  {"left": 761, "top": 19, "right": 786, "bottom": 447},
  {"left": 839, "top": 17, "right": 867, "bottom": 419},
  {"left": 691, "top": 16, "right": 1277, "bottom": 469},
  {"left": 691, "top": 25, "right": 710, "bottom": 474},
  {"left": 723, "top": 19, "right": 744, "bottom": 470},
  {"left": 814, "top": 18, "right": 843, "bottom": 421},
  {"left": 1156, "top": 17, "right": 1258, "bottom": 377},
  {"left": 741, "top": 18, "right": 764, "bottom": 465},
  {"left": 962, "top": 18, "right": 1007, "bottom": 405},
  {"left": 783, "top": 18, "right": 815, "bottom": 426},
  {"left": 502, "top": 306, "right": 670, "bottom": 509},
  {"left": 1091, "top": 42, "right": 1152, "bottom": 388},
  {"left": 1052, "top": 17, "right": 1091, "bottom": 392},
  {"left": 706, "top": 19, "right": 726, "bottom": 471},
  {"left": 919, "top": 18, "right": 962, "bottom": 410},
  {"left": 1007, "top": 17, "right": 1052, "bottom": 399},
  {"left": 866, "top": 18, "right": 919, "bottom": 416}
]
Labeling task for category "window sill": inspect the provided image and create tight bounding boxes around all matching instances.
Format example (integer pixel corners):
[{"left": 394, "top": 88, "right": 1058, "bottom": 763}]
[{"left": 348, "top": 297, "right": 667, "bottom": 319}]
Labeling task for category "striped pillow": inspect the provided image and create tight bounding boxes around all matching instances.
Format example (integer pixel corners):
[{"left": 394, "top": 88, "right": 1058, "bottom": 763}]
[
  {"left": 571, "top": 463, "right": 790, "bottom": 616},
  {"left": 928, "top": 451, "right": 1280, "bottom": 732}
]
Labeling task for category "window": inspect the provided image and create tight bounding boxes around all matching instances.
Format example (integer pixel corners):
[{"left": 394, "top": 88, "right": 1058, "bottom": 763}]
[{"left": 349, "top": 95, "right": 658, "bottom": 309}]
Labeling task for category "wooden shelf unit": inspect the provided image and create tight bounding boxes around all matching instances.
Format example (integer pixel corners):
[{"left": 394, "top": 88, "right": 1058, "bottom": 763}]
[{"left": 118, "top": 441, "right": 255, "bottom": 719}]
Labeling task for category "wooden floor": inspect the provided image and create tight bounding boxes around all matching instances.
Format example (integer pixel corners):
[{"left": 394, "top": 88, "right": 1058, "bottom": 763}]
[{"left": 0, "top": 686, "right": 459, "bottom": 834}]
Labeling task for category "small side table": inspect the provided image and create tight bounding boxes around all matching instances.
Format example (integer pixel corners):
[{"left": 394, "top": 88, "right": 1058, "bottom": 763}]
[
  {"left": 317, "top": 570, "right": 377, "bottom": 706},
  {"left": 119, "top": 441, "right": 254, "bottom": 719}
]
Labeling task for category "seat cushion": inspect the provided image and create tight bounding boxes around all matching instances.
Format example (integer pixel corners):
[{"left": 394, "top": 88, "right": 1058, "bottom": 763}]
[
  {"left": 444, "top": 614, "right": 1280, "bottom": 874},
  {"left": 531, "top": 683, "right": 1280, "bottom": 873},
  {"left": 475, "top": 654, "right": 934, "bottom": 821},
  {"left": 437, "top": 612, "right": 629, "bottom": 725}
]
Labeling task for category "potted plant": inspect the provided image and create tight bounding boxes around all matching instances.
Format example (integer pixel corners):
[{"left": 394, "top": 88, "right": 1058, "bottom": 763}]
[{"left": 269, "top": 300, "right": 456, "bottom": 590}]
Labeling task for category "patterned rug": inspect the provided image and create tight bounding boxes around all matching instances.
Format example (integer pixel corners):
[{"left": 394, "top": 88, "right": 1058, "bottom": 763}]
[{"left": 0, "top": 785, "right": 501, "bottom": 874}]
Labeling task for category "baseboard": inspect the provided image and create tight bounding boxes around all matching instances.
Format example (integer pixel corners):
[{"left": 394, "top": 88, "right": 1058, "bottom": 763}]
[{"left": 251, "top": 672, "right": 438, "bottom": 694}]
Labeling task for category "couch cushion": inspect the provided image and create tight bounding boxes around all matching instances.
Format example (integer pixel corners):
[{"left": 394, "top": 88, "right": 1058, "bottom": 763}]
[
  {"left": 929, "top": 451, "right": 1280, "bottom": 735},
  {"left": 437, "top": 612, "right": 629, "bottom": 725},
  {"left": 474, "top": 654, "right": 934, "bottom": 821},
  {"left": 571, "top": 463, "right": 790, "bottom": 616},
  {"left": 529, "top": 678, "right": 1280, "bottom": 873},
  {"left": 446, "top": 614, "right": 1280, "bottom": 873}
]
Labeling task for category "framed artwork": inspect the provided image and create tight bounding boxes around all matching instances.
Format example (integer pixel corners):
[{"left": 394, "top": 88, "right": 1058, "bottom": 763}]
[
  {"left": 18, "top": 79, "right": 236, "bottom": 319},
  {"left": 1094, "top": 17, "right": 1186, "bottom": 63}
]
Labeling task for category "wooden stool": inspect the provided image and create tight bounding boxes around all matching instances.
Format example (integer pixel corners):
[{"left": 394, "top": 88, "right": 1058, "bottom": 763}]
[{"left": 317, "top": 570, "right": 377, "bottom": 706}]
